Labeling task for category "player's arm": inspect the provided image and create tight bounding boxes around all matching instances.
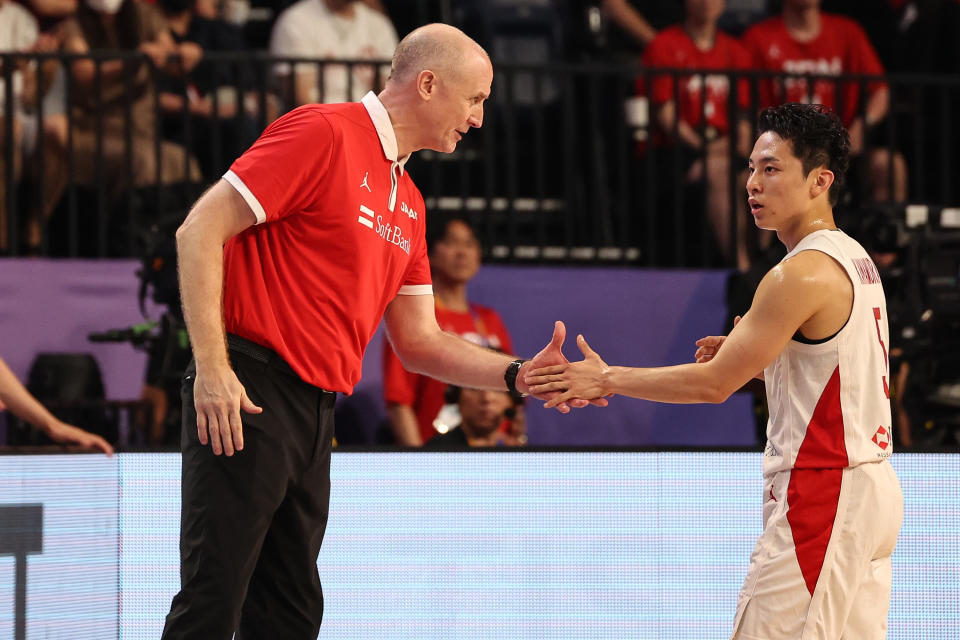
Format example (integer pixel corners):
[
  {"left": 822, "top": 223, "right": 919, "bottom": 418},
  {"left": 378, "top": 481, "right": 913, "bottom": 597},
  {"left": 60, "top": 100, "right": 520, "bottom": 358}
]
[
  {"left": 386, "top": 405, "right": 422, "bottom": 446},
  {"left": 526, "top": 253, "right": 834, "bottom": 406},
  {"left": 382, "top": 344, "right": 425, "bottom": 446},
  {"left": 176, "top": 180, "right": 263, "bottom": 456},
  {"left": 0, "top": 356, "right": 113, "bottom": 455},
  {"left": 655, "top": 100, "right": 704, "bottom": 150},
  {"left": 601, "top": 0, "right": 658, "bottom": 47}
]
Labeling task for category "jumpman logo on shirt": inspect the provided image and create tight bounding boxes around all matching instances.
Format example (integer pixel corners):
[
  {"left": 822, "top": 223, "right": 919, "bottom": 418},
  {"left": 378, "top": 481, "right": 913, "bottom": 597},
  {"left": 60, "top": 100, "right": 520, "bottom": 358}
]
[{"left": 360, "top": 172, "right": 372, "bottom": 192}]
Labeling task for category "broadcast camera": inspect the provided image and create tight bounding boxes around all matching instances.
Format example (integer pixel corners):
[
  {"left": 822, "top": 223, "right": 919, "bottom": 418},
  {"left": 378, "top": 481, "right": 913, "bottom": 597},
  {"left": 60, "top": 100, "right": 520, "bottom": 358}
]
[
  {"left": 848, "top": 202, "right": 960, "bottom": 448},
  {"left": 88, "top": 219, "right": 191, "bottom": 445}
]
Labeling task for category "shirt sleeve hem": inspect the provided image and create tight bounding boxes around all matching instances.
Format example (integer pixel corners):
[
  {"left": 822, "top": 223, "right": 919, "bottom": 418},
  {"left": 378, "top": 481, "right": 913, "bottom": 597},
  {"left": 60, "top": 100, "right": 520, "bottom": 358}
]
[
  {"left": 397, "top": 284, "right": 434, "bottom": 296},
  {"left": 223, "top": 170, "right": 268, "bottom": 225}
]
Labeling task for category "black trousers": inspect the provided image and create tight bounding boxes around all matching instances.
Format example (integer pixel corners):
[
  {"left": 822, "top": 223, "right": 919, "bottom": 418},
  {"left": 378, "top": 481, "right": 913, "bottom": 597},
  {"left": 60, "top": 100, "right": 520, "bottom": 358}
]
[{"left": 162, "top": 335, "right": 336, "bottom": 639}]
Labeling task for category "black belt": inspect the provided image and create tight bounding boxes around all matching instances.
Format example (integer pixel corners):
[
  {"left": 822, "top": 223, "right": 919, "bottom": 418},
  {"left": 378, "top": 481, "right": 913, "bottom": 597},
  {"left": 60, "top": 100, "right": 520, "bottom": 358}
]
[{"left": 226, "top": 333, "right": 335, "bottom": 399}]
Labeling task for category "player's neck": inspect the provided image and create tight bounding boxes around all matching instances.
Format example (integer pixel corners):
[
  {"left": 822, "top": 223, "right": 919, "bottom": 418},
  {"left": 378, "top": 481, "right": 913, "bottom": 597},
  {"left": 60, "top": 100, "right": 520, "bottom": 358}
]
[
  {"left": 783, "top": 7, "right": 821, "bottom": 41},
  {"left": 433, "top": 280, "right": 470, "bottom": 312},
  {"left": 683, "top": 19, "right": 716, "bottom": 51},
  {"left": 779, "top": 206, "right": 838, "bottom": 251}
]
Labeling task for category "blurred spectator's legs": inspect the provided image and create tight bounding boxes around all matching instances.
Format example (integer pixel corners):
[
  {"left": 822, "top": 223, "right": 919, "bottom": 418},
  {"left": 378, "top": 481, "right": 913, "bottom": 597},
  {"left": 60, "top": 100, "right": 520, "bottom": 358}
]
[
  {"left": 24, "top": 114, "right": 69, "bottom": 250},
  {"left": 697, "top": 138, "right": 751, "bottom": 271},
  {"left": 866, "top": 147, "right": 908, "bottom": 203},
  {"left": 40, "top": 125, "right": 201, "bottom": 243},
  {"left": 0, "top": 118, "right": 23, "bottom": 253}
]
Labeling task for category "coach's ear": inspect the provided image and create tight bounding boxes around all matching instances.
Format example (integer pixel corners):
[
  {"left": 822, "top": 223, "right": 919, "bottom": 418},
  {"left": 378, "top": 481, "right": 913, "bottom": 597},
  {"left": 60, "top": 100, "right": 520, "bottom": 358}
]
[
  {"left": 417, "top": 69, "right": 437, "bottom": 101},
  {"left": 810, "top": 167, "right": 835, "bottom": 199}
]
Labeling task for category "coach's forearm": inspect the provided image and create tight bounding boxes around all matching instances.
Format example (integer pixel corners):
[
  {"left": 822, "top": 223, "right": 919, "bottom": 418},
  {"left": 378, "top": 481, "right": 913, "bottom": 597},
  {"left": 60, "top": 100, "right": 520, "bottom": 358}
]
[
  {"left": 176, "top": 221, "right": 229, "bottom": 371},
  {"left": 397, "top": 330, "right": 515, "bottom": 392}
]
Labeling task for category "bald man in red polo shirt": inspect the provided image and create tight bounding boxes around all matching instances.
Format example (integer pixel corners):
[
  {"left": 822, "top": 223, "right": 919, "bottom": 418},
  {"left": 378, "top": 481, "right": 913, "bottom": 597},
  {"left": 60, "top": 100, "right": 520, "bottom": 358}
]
[{"left": 161, "top": 23, "right": 597, "bottom": 640}]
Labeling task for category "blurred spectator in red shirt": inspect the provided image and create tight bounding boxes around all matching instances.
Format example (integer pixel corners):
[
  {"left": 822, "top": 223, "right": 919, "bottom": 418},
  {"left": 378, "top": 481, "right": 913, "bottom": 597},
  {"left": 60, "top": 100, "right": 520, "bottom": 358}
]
[
  {"left": 741, "top": 0, "right": 907, "bottom": 203},
  {"left": 640, "top": 0, "right": 755, "bottom": 271},
  {"left": 382, "top": 215, "right": 523, "bottom": 447}
]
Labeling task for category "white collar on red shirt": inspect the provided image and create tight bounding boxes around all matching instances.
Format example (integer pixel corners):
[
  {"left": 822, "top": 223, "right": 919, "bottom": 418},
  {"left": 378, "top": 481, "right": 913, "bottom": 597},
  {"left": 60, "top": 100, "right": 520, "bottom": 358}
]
[{"left": 361, "top": 91, "right": 410, "bottom": 175}]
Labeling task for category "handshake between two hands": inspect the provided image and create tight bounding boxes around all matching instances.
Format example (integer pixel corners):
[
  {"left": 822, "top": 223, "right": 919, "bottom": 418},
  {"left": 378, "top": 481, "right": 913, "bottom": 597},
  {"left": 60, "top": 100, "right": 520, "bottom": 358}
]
[
  {"left": 523, "top": 316, "right": 738, "bottom": 412},
  {"left": 519, "top": 320, "right": 613, "bottom": 413}
]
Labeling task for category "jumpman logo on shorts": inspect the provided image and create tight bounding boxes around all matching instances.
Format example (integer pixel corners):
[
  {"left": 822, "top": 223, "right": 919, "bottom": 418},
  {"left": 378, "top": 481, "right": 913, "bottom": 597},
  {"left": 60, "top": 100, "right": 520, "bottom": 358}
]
[{"left": 360, "top": 172, "right": 372, "bottom": 192}]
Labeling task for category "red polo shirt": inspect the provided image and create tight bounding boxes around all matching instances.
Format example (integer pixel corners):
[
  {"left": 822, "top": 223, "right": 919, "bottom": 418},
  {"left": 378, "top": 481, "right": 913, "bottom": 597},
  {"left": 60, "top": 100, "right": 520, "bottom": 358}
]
[
  {"left": 221, "top": 92, "right": 432, "bottom": 393},
  {"left": 741, "top": 14, "right": 886, "bottom": 126},
  {"left": 640, "top": 25, "right": 752, "bottom": 136}
]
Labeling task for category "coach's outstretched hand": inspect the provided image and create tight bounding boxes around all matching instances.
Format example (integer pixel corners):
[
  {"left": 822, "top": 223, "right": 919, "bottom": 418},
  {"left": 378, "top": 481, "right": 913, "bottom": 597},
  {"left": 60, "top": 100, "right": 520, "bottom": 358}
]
[
  {"left": 517, "top": 321, "right": 609, "bottom": 413},
  {"left": 524, "top": 328, "right": 611, "bottom": 410}
]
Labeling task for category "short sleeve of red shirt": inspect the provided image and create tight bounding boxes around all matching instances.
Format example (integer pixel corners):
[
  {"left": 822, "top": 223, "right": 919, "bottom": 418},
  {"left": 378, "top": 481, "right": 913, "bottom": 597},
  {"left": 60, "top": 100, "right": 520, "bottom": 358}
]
[
  {"left": 740, "top": 24, "right": 765, "bottom": 68},
  {"left": 224, "top": 107, "right": 335, "bottom": 224},
  {"left": 398, "top": 221, "right": 431, "bottom": 292},
  {"left": 727, "top": 37, "right": 753, "bottom": 110},
  {"left": 382, "top": 341, "right": 417, "bottom": 405},
  {"left": 740, "top": 24, "right": 776, "bottom": 110},
  {"left": 641, "top": 28, "right": 681, "bottom": 105},
  {"left": 840, "top": 18, "right": 886, "bottom": 92}
]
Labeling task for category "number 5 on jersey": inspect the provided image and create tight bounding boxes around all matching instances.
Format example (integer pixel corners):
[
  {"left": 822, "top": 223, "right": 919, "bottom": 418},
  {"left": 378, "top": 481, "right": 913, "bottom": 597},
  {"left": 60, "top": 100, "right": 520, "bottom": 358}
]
[{"left": 872, "top": 307, "right": 890, "bottom": 399}]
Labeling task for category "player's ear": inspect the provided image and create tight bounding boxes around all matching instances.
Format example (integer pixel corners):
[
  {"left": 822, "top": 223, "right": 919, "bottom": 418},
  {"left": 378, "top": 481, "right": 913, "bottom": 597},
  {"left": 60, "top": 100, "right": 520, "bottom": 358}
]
[{"left": 811, "top": 167, "right": 835, "bottom": 199}]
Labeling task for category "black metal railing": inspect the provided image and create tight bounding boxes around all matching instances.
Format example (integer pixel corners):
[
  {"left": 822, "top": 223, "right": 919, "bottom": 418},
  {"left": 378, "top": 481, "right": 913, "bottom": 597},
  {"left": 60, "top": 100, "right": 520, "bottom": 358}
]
[{"left": 2, "top": 51, "right": 958, "bottom": 265}]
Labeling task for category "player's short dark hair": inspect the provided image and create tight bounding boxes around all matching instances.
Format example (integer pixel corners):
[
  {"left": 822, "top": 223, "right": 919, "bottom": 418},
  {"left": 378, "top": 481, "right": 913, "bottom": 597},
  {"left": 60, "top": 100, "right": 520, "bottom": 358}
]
[{"left": 757, "top": 103, "right": 851, "bottom": 206}]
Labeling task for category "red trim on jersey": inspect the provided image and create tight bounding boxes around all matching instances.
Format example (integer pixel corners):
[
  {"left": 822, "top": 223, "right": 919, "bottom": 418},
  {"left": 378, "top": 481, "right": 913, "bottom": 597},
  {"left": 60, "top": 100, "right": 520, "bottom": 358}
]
[
  {"left": 786, "top": 365, "right": 848, "bottom": 595},
  {"left": 794, "top": 365, "right": 849, "bottom": 469},
  {"left": 787, "top": 467, "right": 843, "bottom": 595}
]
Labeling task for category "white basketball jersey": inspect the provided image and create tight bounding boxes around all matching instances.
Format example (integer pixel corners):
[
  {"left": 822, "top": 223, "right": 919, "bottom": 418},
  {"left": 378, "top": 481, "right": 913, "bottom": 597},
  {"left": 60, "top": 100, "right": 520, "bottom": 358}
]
[{"left": 762, "top": 229, "right": 893, "bottom": 478}]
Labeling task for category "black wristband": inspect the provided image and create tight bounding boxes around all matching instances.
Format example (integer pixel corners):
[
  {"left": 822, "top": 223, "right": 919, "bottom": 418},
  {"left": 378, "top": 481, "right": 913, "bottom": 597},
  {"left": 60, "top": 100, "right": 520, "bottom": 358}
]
[{"left": 504, "top": 359, "right": 527, "bottom": 397}]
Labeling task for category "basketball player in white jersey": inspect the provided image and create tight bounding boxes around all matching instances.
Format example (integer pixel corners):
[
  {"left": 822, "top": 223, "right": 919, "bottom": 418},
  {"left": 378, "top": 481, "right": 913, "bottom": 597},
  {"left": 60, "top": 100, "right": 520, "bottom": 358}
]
[{"left": 526, "top": 103, "right": 903, "bottom": 639}]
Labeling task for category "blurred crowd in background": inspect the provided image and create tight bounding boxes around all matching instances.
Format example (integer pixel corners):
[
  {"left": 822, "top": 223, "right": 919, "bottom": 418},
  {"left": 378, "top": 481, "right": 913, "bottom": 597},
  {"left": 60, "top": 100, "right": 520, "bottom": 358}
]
[{"left": 2, "top": 0, "right": 959, "bottom": 450}]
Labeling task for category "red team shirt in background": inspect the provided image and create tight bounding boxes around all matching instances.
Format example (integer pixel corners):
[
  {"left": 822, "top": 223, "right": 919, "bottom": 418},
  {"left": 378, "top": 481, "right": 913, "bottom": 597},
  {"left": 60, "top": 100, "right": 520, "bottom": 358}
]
[
  {"left": 640, "top": 25, "right": 753, "bottom": 140},
  {"left": 383, "top": 303, "right": 513, "bottom": 443},
  {"left": 222, "top": 93, "right": 432, "bottom": 393},
  {"left": 740, "top": 14, "right": 886, "bottom": 127}
]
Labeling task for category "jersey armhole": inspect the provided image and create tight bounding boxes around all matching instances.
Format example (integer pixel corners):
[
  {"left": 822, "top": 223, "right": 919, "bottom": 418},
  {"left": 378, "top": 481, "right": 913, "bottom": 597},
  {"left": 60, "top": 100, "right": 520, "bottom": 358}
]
[{"left": 788, "top": 247, "right": 854, "bottom": 345}]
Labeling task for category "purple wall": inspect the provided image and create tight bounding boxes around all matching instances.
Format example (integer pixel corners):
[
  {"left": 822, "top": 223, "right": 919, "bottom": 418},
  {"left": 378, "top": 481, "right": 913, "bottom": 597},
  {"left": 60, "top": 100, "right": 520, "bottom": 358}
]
[
  {"left": 1, "top": 259, "right": 755, "bottom": 446},
  {"left": 341, "top": 266, "right": 756, "bottom": 446},
  {"left": 0, "top": 259, "right": 163, "bottom": 441}
]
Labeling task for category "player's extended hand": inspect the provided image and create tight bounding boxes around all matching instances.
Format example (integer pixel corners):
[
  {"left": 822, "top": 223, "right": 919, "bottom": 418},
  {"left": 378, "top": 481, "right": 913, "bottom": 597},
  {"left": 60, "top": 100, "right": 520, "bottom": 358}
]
[
  {"left": 694, "top": 315, "right": 741, "bottom": 363},
  {"left": 192, "top": 364, "right": 262, "bottom": 456},
  {"left": 516, "top": 321, "right": 608, "bottom": 413},
  {"left": 525, "top": 334, "right": 611, "bottom": 409},
  {"left": 47, "top": 420, "right": 114, "bottom": 456}
]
